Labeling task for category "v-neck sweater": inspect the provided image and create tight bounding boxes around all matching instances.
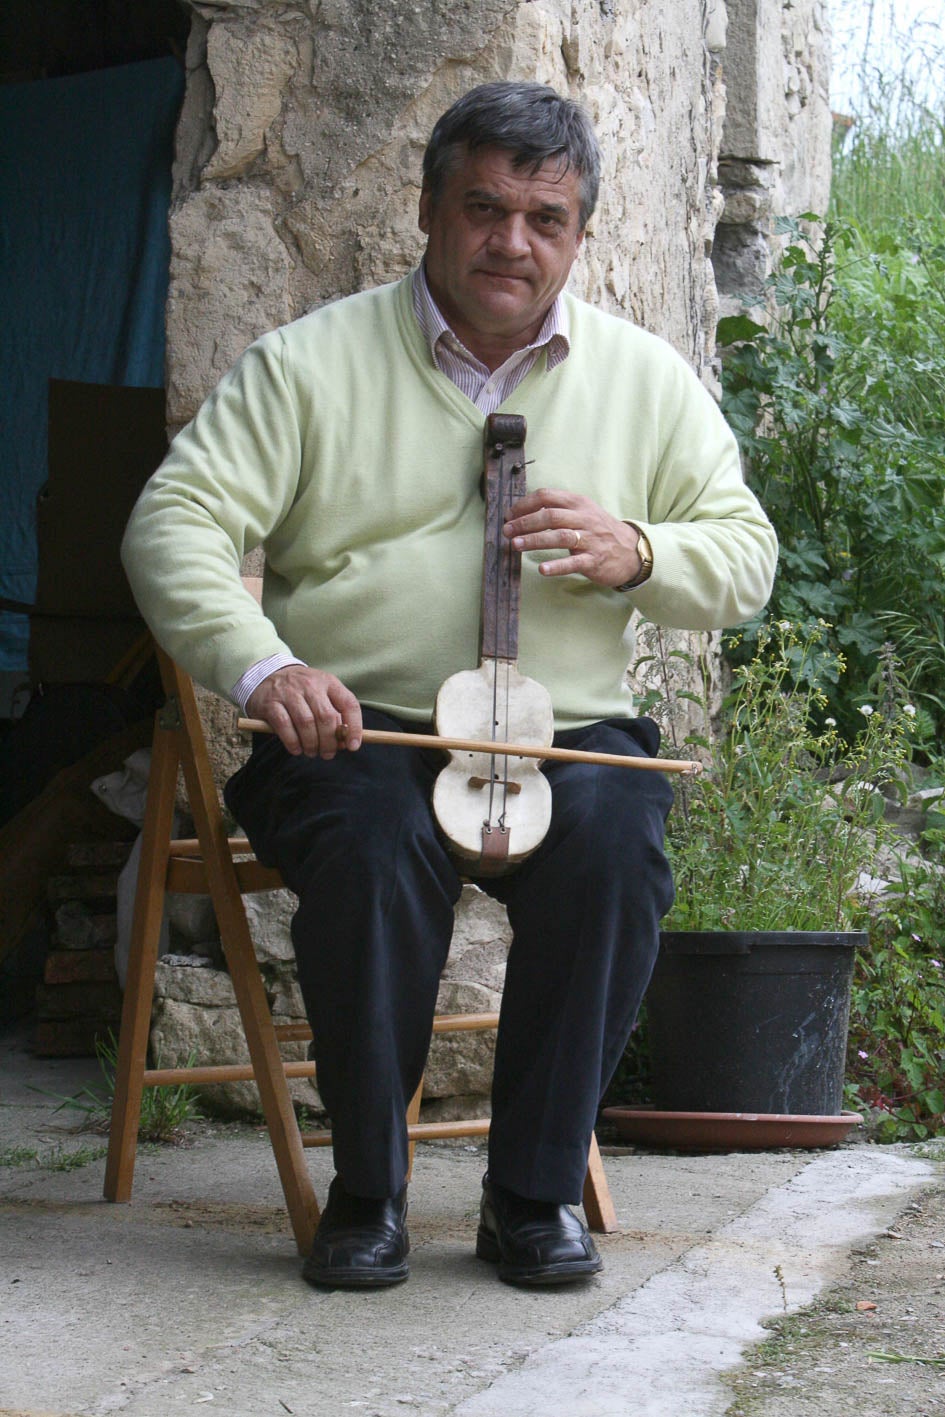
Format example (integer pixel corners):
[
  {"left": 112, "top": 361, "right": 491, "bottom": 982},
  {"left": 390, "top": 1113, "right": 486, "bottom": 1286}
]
[{"left": 122, "top": 275, "right": 777, "bottom": 727}]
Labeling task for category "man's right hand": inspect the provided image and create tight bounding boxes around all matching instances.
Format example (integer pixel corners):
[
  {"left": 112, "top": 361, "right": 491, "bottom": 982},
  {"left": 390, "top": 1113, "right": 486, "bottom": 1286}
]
[{"left": 246, "top": 666, "right": 363, "bottom": 759}]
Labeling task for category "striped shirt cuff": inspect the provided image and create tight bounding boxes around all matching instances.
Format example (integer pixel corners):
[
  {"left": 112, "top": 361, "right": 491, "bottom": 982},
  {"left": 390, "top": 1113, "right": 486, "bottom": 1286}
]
[{"left": 232, "top": 653, "right": 307, "bottom": 715}]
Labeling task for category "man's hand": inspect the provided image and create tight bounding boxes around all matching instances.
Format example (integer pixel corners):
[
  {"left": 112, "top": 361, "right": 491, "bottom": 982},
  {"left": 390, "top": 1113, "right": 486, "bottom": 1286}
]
[
  {"left": 246, "top": 666, "right": 363, "bottom": 758},
  {"left": 504, "top": 488, "right": 645, "bottom": 587}
]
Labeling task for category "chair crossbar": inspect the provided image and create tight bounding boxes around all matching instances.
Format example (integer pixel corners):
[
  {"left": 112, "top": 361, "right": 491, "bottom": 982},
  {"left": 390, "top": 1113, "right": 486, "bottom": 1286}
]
[
  {"left": 141, "top": 1012, "right": 503, "bottom": 1090},
  {"left": 302, "top": 1119, "right": 491, "bottom": 1147}
]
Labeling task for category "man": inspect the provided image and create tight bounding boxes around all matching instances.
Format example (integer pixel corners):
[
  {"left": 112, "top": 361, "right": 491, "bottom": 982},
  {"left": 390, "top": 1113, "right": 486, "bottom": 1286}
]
[{"left": 122, "top": 82, "right": 777, "bottom": 1290}]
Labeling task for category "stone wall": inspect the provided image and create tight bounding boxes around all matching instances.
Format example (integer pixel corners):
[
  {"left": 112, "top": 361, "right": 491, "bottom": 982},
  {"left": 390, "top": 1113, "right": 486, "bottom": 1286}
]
[
  {"left": 167, "top": 0, "right": 731, "bottom": 431},
  {"left": 714, "top": 0, "right": 832, "bottom": 316},
  {"left": 152, "top": 882, "right": 511, "bottom": 1118},
  {"left": 152, "top": 0, "right": 833, "bottom": 1116}
]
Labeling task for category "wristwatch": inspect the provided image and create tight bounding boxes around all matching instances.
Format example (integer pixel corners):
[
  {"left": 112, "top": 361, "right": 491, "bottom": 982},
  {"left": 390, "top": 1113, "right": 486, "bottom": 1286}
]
[{"left": 614, "top": 525, "right": 654, "bottom": 592}]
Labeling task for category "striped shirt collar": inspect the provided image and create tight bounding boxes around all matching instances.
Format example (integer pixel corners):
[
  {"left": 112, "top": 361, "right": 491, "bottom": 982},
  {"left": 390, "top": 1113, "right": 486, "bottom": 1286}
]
[{"left": 411, "top": 264, "right": 570, "bottom": 409}]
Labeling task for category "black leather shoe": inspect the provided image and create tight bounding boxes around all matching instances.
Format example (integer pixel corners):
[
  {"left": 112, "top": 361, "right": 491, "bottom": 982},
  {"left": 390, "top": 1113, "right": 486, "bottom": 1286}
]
[
  {"left": 476, "top": 1177, "right": 602, "bottom": 1286},
  {"left": 302, "top": 1176, "right": 409, "bottom": 1289}
]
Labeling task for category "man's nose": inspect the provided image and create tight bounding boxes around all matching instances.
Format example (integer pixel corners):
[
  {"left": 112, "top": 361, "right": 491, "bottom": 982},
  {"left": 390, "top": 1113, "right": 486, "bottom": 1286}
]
[{"left": 488, "top": 213, "right": 531, "bottom": 257}]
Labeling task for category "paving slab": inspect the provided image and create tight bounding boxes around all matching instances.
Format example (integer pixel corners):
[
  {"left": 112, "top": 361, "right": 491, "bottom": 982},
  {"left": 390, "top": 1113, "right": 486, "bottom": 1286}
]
[{"left": 0, "top": 1023, "right": 938, "bottom": 1417}]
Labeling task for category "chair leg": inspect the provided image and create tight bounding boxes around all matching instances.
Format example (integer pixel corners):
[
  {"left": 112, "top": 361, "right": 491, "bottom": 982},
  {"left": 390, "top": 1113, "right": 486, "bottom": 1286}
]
[
  {"left": 169, "top": 660, "right": 320, "bottom": 1255},
  {"left": 405, "top": 1078, "right": 424, "bottom": 1180},
  {"left": 582, "top": 1131, "right": 618, "bottom": 1234},
  {"left": 103, "top": 716, "right": 179, "bottom": 1203},
  {"left": 212, "top": 895, "right": 321, "bottom": 1254}
]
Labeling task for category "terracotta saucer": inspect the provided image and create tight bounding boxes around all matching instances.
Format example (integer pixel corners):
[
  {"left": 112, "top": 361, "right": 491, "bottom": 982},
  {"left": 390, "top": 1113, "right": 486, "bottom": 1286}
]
[{"left": 600, "top": 1107, "right": 863, "bottom": 1151}]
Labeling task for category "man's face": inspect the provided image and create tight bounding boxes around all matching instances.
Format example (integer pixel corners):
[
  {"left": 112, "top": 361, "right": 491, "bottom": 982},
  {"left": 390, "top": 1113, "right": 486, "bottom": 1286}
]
[{"left": 418, "top": 146, "right": 586, "bottom": 362}]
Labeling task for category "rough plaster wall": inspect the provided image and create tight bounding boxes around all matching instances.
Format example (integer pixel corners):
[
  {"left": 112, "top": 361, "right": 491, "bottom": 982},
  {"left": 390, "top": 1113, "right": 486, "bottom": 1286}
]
[
  {"left": 715, "top": 0, "right": 831, "bottom": 315},
  {"left": 166, "top": 0, "right": 727, "bottom": 428}
]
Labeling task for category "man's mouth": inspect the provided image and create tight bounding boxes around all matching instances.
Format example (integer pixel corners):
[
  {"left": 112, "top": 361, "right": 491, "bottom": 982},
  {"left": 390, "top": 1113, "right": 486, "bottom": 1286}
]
[{"left": 476, "top": 270, "right": 528, "bottom": 283}]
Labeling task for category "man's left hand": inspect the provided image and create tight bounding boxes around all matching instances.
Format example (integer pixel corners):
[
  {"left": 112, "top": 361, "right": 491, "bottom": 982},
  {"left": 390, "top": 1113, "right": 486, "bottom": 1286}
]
[{"left": 504, "top": 488, "right": 643, "bottom": 588}]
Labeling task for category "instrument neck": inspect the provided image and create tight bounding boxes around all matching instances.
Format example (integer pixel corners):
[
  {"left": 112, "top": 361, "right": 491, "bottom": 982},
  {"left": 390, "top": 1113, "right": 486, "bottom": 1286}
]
[{"left": 480, "top": 414, "right": 527, "bottom": 663}]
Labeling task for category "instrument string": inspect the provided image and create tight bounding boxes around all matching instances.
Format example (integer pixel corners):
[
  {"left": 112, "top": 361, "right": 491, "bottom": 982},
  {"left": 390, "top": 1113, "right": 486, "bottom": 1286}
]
[
  {"left": 484, "top": 441, "right": 503, "bottom": 834},
  {"left": 497, "top": 452, "right": 519, "bottom": 831},
  {"left": 485, "top": 438, "right": 517, "bottom": 837}
]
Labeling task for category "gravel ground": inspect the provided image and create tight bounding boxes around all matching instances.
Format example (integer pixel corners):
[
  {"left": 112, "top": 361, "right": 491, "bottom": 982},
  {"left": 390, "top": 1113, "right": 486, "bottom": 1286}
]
[{"left": 724, "top": 1157, "right": 945, "bottom": 1417}]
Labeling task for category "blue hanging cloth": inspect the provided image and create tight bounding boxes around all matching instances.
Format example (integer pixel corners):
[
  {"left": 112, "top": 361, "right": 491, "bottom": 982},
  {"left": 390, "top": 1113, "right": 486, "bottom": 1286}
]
[{"left": 0, "top": 56, "right": 185, "bottom": 669}]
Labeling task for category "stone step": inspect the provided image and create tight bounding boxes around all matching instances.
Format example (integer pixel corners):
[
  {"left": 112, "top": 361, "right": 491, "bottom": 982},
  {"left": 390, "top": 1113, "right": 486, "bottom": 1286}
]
[
  {"left": 34, "top": 1017, "right": 118, "bottom": 1058},
  {"left": 52, "top": 900, "right": 118, "bottom": 950},
  {"left": 44, "top": 947, "right": 118, "bottom": 986},
  {"left": 65, "top": 840, "right": 135, "bottom": 870},
  {"left": 47, "top": 871, "right": 120, "bottom": 908},
  {"left": 35, "top": 979, "right": 122, "bottom": 1023}
]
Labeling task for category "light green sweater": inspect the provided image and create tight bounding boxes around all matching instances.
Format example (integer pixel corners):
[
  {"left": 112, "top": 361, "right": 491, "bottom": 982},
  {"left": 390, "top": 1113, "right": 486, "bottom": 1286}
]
[{"left": 122, "top": 275, "right": 777, "bottom": 727}]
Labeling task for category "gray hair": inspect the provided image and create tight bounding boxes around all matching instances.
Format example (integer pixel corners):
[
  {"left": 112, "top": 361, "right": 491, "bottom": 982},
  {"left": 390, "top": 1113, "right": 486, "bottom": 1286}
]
[{"left": 422, "top": 82, "right": 601, "bottom": 230}]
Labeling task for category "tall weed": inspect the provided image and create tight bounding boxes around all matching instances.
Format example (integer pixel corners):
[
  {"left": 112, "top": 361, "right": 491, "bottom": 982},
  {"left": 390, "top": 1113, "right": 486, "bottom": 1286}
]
[
  {"left": 846, "top": 852, "right": 945, "bottom": 1141},
  {"left": 831, "top": 1, "right": 945, "bottom": 233},
  {"left": 719, "top": 216, "right": 945, "bottom": 742},
  {"left": 722, "top": 8, "right": 945, "bottom": 743}
]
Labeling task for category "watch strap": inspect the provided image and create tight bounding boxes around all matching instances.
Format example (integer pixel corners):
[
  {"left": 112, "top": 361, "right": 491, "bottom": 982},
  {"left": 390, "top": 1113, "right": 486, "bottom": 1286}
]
[{"left": 614, "top": 525, "right": 653, "bottom": 592}]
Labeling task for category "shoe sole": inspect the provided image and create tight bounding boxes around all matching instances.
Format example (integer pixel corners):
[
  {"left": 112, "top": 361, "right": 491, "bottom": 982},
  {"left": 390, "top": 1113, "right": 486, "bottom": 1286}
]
[
  {"left": 476, "top": 1226, "right": 603, "bottom": 1286},
  {"left": 301, "top": 1261, "right": 409, "bottom": 1290}
]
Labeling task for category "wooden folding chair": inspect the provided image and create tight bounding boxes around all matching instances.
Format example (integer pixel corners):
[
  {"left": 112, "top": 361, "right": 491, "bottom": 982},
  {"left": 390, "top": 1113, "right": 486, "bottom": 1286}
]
[{"left": 103, "top": 647, "right": 617, "bottom": 1255}]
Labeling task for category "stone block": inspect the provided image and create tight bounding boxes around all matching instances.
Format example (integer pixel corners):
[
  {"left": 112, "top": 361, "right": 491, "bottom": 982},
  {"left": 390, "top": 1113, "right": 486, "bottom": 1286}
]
[
  {"left": 154, "top": 959, "right": 237, "bottom": 1007},
  {"left": 426, "top": 980, "right": 500, "bottom": 1098},
  {"left": 150, "top": 983, "right": 322, "bottom": 1117},
  {"left": 721, "top": 187, "right": 771, "bottom": 224},
  {"left": 204, "top": 17, "right": 301, "bottom": 182},
  {"left": 64, "top": 841, "right": 134, "bottom": 870},
  {"left": 244, "top": 889, "right": 297, "bottom": 963},
  {"left": 166, "top": 187, "right": 294, "bottom": 425},
  {"left": 444, "top": 885, "right": 511, "bottom": 990},
  {"left": 35, "top": 980, "right": 122, "bottom": 1022},
  {"left": 166, "top": 892, "right": 218, "bottom": 947},
  {"left": 193, "top": 683, "right": 252, "bottom": 802},
  {"left": 44, "top": 949, "right": 117, "bottom": 986},
  {"left": 47, "top": 873, "right": 119, "bottom": 908},
  {"left": 53, "top": 900, "right": 110, "bottom": 951},
  {"left": 419, "top": 1093, "right": 492, "bottom": 1125},
  {"left": 269, "top": 976, "right": 307, "bottom": 1019}
]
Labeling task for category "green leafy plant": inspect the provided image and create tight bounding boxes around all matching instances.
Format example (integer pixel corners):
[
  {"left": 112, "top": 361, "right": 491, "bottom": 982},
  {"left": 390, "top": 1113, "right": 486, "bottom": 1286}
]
[
  {"left": 45, "top": 1031, "right": 201, "bottom": 1144},
  {"left": 845, "top": 852, "right": 945, "bottom": 1142},
  {"left": 719, "top": 216, "right": 945, "bottom": 747},
  {"left": 605, "top": 625, "right": 945, "bottom": 1135},
  {"left": 658, "top": 622, "right": 912, "bottom": 933}
]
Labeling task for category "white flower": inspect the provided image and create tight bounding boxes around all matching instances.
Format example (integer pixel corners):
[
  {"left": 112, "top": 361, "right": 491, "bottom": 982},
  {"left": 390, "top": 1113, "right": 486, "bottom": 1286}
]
[
  {"left": 777, "top": 620, "right": 792, "bottom": 632},
  {"left": 859, "top": 704, "right": 874, "bottom": 717},
  {"left": 825, "top": 717, "right": 836, "bottom": 727},
  {"left": 903, "top": 704, "right": 916, "bottom": 717}
]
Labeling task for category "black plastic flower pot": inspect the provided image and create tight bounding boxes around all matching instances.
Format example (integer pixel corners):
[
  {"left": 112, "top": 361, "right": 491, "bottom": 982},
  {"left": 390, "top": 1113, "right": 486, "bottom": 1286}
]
[{"left": 646, "top": 931, "right": 866, "bottom": 1115}]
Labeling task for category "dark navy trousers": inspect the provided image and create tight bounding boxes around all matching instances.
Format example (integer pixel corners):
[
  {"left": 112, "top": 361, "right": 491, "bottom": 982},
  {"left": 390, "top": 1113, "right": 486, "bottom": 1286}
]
[{"left": 224, "top": 709, "right": 674, "bottom": 1204}]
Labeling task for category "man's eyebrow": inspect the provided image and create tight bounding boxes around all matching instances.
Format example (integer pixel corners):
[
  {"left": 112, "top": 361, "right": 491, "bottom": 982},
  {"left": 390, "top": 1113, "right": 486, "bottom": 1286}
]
[{"left": 463, "top": 187, "right": 570, "bottom": 217}]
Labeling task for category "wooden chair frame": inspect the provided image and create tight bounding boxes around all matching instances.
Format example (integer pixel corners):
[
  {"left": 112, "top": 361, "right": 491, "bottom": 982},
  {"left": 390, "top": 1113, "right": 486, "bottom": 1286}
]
[{"left": 103, "top": 648, "right": 617, "bottom": 1255}]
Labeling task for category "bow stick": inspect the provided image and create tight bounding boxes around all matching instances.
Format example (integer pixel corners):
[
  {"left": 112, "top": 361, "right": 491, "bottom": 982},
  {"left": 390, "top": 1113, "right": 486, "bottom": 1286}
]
[{"left": 236, "top": 717, "right": 703, "bottom": 775}]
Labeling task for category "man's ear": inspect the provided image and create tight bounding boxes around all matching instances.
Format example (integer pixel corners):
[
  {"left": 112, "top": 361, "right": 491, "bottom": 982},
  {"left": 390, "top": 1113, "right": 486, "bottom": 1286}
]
[{"left": 418, "top": 186, "right": 432, "bottom": 235}]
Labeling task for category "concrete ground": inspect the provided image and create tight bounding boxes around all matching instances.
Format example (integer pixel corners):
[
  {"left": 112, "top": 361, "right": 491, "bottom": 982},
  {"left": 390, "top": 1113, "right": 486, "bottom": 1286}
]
[{"left": 1, "top": 1020, "right": 942, "bottom": 1417}]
